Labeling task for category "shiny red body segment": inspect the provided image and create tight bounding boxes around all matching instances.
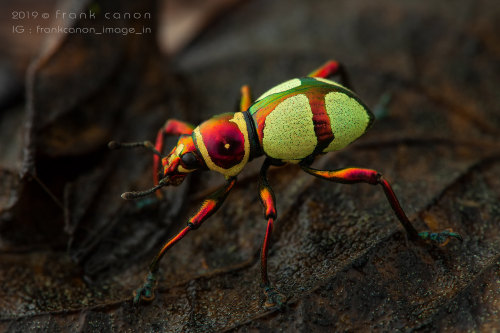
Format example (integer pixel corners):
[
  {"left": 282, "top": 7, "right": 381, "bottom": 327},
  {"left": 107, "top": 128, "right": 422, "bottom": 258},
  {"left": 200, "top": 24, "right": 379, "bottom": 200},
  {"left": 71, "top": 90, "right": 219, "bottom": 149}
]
[
  {"left": 109, "top": 60, "right": 462, "bottom": 308},
  {"left": 197, "top": 113, "right": 245, "bottom": 169}
]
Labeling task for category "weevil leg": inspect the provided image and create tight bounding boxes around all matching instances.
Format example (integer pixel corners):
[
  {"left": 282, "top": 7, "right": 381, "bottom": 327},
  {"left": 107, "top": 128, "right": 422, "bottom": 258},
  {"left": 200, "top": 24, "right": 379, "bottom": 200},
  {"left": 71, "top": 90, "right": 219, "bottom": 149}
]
[
  {"left": 240, "top": 85, "right": 252, "bottom": 112},
  {"left": 153, "top": 119, "right": 196, "bottom": 186},
  {"left": 159, "top": 119, "right": 196, "bottom": 137},
  {"left": 258, "top": 158, "right": 286, "bottom": 308},
  {"left": 308, "top": 60, "right": 354, "bottom": 90},
  {"left": 133, "top": 177, "right": 237, "bottom": 305},
  {"left": 301, "top": 166, "right": 463, "bottom": 244}
]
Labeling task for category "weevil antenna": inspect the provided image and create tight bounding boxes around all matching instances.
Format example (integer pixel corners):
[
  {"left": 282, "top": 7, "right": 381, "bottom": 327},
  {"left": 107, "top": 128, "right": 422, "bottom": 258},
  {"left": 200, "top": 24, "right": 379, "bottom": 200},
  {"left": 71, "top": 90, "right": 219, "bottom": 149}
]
[
  {"left": 108, "top": 140, "right": 162, "bottom": 158},
  {"left": 121, "top": 177, "right": 169, "bottom": 200}
]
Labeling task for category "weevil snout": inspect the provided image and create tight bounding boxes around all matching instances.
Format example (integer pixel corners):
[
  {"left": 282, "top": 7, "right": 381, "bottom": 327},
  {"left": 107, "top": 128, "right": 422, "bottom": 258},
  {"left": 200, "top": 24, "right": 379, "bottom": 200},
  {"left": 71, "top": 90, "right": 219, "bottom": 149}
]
[{"left": 161, "top": 135, "right": 204, "bottom": 186}]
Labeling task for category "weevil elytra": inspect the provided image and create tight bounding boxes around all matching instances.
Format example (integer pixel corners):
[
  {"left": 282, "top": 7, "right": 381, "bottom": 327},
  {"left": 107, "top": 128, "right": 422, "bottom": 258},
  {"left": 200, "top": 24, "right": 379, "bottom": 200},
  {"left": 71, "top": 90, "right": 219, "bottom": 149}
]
[{"left": 109, "top": 60, "right": 462, "bottom": 308}]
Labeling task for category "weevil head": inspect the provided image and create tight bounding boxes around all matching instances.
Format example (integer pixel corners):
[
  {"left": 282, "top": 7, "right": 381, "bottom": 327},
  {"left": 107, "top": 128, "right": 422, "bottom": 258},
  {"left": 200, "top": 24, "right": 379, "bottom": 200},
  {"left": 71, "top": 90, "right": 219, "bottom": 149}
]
[
  {"left": 161, "top": 134, "right": 205, "bottom": 186},
  {"left": 161, "top": 112, "right": 252, "bottom": 184},
  {"left": 191, "top": 112, "right": 251, "bottom": 178},
  {"left": 120, "top": 112, "right": 253, "bottom": 200}
]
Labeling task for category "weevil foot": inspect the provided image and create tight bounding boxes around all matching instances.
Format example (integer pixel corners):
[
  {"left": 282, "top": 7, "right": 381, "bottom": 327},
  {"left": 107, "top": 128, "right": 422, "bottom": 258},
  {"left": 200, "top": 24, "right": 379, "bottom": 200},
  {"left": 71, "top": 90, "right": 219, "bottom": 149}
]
[
  {"left": 263, "top": 285, "right": 286, "bottom": 309},
  {"left": 133, "top": 272, "right": 157, "bottom": 305},
  {"left": 418, "top": 228, "right": 463, "bottom": 245},
  {"left": 373, "top": 91, "right": 393, "bottom": 119}
]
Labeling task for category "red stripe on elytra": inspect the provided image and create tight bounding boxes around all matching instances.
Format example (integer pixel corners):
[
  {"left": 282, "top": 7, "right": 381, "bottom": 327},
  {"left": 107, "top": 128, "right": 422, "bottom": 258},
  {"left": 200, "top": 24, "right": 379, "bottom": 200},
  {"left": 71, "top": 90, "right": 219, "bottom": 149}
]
[
  {"left": 306, "top": 91, "right": 334, "bottom": 152},
  {"left": 252, "top": 86, "right": 334, "bottom": 152},
  {"left": 253, "top": 102, "right": 278, "bottom": 145}
]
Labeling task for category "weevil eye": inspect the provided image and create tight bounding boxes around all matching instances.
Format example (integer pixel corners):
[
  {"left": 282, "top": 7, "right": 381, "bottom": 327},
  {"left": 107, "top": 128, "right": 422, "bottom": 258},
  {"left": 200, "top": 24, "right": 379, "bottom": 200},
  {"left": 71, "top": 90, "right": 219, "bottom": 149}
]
[{"left": 180, "top": 152, "right": 199, "bottom": 169}]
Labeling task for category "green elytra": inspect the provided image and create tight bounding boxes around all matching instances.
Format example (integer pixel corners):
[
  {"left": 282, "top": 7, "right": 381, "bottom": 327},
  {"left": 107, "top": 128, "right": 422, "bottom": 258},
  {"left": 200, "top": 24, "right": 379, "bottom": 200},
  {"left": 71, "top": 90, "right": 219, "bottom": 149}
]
[
  {"left": 248, "top": 76, "right": 373, "bottom": 162},
  {"left": 109, "top": 60, "right": 462, "bottom": 308}
]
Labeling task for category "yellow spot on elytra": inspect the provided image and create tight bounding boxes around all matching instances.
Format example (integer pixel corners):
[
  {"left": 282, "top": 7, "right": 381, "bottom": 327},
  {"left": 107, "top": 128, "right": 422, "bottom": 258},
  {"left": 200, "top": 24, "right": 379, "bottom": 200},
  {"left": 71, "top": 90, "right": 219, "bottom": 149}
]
[
  {"left": 324, "top": 92, "right": 370, "bottom": 152},
  {"left": 224, "top": 143, "right": 230, "bottom": 149},
  {"left": 263, "top": 94, "right": 316, "bottom": 160}
]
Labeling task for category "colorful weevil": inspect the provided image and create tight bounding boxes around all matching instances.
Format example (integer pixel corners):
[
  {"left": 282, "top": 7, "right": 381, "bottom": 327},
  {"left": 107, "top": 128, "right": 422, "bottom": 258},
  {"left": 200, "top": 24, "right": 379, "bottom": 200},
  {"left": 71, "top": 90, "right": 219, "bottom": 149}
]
[{"left": 109, "top": 60, "right": 462, "bottom": 308}]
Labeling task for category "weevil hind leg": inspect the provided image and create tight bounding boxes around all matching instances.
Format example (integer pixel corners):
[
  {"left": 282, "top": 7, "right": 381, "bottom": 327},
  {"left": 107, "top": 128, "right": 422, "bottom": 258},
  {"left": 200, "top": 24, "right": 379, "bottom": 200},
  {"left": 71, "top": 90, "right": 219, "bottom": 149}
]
[
  {"left": 259, "top": 158, "right": 287, "bottom": 308},
  {"left": 133, "top": 177, "right": 237, "bottom": 305},
  {"left": 301, "top": 165, "right": 463, "bottom": 245},
  {"left": 308, "top": 60, "right": 354, "bottom": 91}
]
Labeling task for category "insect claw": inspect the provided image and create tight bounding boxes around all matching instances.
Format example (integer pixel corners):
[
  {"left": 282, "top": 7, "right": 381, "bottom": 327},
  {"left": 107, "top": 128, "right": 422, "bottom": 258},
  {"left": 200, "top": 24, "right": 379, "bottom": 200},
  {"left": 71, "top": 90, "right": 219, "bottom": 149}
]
[
  {"left": 263, "top": 286, "right": 286, "bottom": 309},
  {"left": 133, "top": 272, "right": 157, "bottom": 305},
  {"left": 418, "top": 228, "right": 463, "bottom": 245},
  {"left": 132, "top": 289, "right": 142, "bottom": 305}
]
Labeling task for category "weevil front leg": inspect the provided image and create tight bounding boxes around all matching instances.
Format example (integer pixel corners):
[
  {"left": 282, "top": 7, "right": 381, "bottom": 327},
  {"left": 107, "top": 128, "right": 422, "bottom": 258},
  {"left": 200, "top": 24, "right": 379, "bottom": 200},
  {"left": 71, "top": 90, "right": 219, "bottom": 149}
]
[
  {"left": 308, "top": 60, "right": 354, "bottom": 90},
  {"left": 258, "top": 158, "right": 286, "bottom": 308},
  {"left": 301, "top": 166, "right": 463, "bottom": 244},
  {"left": 133, "top": 177, "right": 237, "bottom": 304},
  {"left": 153, "top": 119, "right": 195, "bottom": 185}
]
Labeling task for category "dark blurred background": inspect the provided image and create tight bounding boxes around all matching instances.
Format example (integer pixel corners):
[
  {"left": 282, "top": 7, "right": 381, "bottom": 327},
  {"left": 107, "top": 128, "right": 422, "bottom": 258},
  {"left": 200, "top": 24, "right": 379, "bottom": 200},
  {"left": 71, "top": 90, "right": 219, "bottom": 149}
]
[{"left": 0, "top": 0, "right": 499, "bottom": 331}]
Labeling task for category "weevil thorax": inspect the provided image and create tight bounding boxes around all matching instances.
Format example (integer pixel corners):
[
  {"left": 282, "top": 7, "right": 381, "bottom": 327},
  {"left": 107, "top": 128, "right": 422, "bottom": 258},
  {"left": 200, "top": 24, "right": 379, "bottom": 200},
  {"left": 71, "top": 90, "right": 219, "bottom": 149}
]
[
  {"left": 192, "top": 112, "right": 252, "bottom": 178},
  {"left": 161, "top": 135, "right": 204, "bottom": 186}
]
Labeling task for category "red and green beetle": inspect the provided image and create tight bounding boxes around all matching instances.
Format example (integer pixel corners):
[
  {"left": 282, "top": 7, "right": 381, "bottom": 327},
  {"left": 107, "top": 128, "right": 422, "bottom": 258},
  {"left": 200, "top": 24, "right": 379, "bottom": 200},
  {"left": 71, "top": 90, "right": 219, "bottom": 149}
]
[{"left": 109, "top": 60, "right": 462, "bottom": 307}]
